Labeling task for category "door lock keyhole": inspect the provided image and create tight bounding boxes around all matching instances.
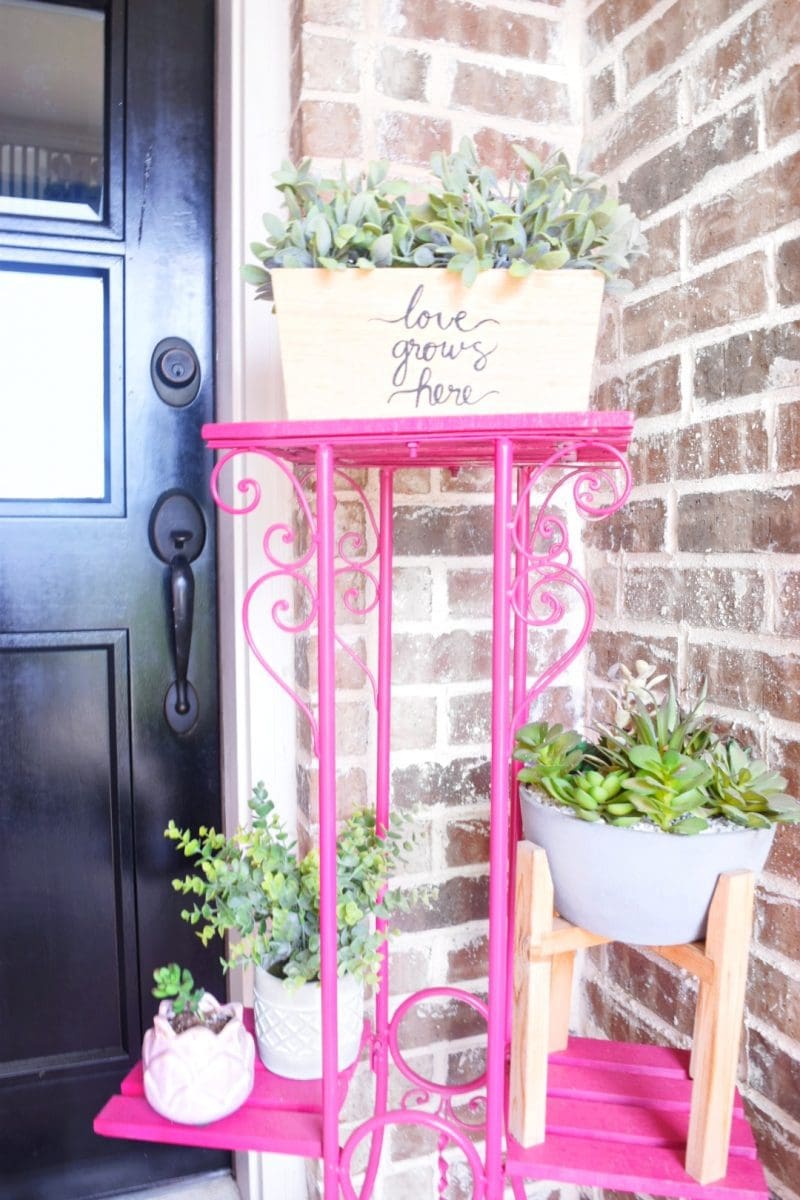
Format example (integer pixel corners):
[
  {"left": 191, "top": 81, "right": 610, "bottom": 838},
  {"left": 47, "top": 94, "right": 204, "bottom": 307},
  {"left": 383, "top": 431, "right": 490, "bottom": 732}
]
[{"left": 151, "top": 337, "right": 201, "bottom": 406}]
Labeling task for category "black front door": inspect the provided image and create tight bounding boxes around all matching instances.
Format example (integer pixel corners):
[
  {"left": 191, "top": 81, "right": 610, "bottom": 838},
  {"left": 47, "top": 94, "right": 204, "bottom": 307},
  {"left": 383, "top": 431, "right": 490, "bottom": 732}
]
[{"left": 0, "top": 2, "right": 228, "bottom": 1196}]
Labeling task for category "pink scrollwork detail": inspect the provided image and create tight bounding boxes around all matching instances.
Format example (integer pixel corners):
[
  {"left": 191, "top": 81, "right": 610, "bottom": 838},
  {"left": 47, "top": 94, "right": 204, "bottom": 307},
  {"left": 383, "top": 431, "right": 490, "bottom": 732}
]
[
  {"left": 511, "top": 442, "right": 631, "bottom": 731},
  {"left": 210, "top": 447, "right": 321, "bottom": 753}
]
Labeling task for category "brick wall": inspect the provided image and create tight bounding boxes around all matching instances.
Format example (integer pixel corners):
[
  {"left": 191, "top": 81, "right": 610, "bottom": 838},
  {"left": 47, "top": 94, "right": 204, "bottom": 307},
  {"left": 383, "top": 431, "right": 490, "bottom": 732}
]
[
  {"left": 582, "top": 3, "right": 800, "bottom": 1199},
  {"left": 284, "top": 2, "right": 800, "bottom": 1197}
]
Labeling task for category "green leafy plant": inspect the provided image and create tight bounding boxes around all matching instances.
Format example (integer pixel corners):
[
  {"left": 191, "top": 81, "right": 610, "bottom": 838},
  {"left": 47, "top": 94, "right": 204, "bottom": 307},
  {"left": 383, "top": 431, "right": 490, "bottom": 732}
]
[
  {"left": 166, "top": 783, "right": 426, "bottom": 988},
  {"left": 244, "top": 138, "right": 646, "bottom": 294},
  {"left": 514, "top": 664, "right": 800, "bottom": 836},
  {"left": 152, "top": 963, "right": 205, "bottom": 1016}
]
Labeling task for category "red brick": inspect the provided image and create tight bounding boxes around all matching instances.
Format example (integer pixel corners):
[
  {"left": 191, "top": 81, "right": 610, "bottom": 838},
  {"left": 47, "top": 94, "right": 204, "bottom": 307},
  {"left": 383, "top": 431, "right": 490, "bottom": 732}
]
[
  {"left": 451, "top": 62, "right": 570, "bottom": 124},
  {"left": 448, "top": 692, "right": 490, "bottom": 745},
  {"left": 626, "top": 355, "right": 681, "bottom": 417},
  {"left": 376, "top": 112, "right": 452, "bottom": 169},
  {"left": 447, "top": 1044, "right": 486, "bottom": 1088},
  {"left": 765, "top": 61, "right": 800, "bottom": 146},
  {"left": 777, "top": 399, "right": 800, "bottom": 473},
  {"left": 447, "top": 933, "right": 489, "bottom": 982},
  {"left": 747, "top": 1102, "right": 800, "bottom": 1196},
  {"left": 596, "top": 297, "right": 620, "bottom": 364},
  {"left": 622, "top": 101, "right": 758, "bottom": 220},
  {"left": 621, "top": 567, "right": 681, "bottom": 623},
  {"left": 747, "top": 1024, "right": 800, "bottom": 1114},
  {"left": 691, "top": 0, "right": 800, "bottom": 111},
  {"left": 689, "top": 154, "right": 800, "bottom": 263},
  {"left": 447, "top": 568, "right": 493, "bottom": 619},
  {"left": 333, "top": 700, "right": 369, "bottom": 754},
  {"left": 391, "top": 756, "right": 490, "bottom": 810},
  {"left": 673, "top": 411, "right": 769, "bottom": 479},
  {"left": 770, "top": 738, "right": 800, "bottom": 798},
  {"left": 394, "top": 468, "right": 430, "bottom": 494},
  {"left": 591, "top": 376, "right": 626, "bottom": 413},
  {"left": 302, "top": 0, "right": 361, "bottom": 26},
  {"left": 391, "top": 695, "right": 437, "bottom": 751},
  {"left": 297, "top": 100, "right": 362, "bottom": 157},
  {"left": 472, "top": 129, "right": 555, "bottom": 182},
  {"left": 303, "top": 765, "right": 367, "bottom": 822},
  {"left": 630, "top": 431, "right": 670, "bottom": 485},
  {"left": 389, "top": 944, "right": 433, "bottom": 996},
  {"left": 444, "top": 816, "right": 490, "bottom": 867},
  {"left": 302, "top": 635, "right": 369, "bottom": 690},
  {"left": 440, "top": 465, "right": 493, "bottom": 493},
  {"left": 583, "top": 976, "right": 683, "bottom": 1049},
  {"left": 393, "top": 565, "right": 432, "bottom": 620},
  {"left": 677, "top": 487, "right": 800, "bottom": 554},
  {"left": 623, "top": 0, "right": 752, "bottom": 90},
  {"left": 694, "top": 321, "right": 800, "bottom": 404},
  {"left": 686, "top": 642, "right": 800, "bottom": 723},
  {"left": 387, "top": 0, "right": 559, "bottom": 63},
  {"left": 392, "top": 630, "right": 492, "bottom": 684},
  {"left": 393, "top": 873, "right": 489, "bottom": 933},
  {"left": 747, "top": 954, "right": 800, "bottom": 1042},
  {"left": 586, "top": 497, "right": 666, "bottom": 553},
  {"left": 681, "top": 568, "right": 764, "bottom": 632},
  {"left": 766, "top": 822, "right": 800, "bottom": 883},
  {"left": 593, "top": 76, "right": 680, "bottom": 174},
  {"left": 627, "top": 215, "right": 680, "bottom": 292},
  {"left": 775, "top": 570, "right": 800, "bottom": 637},
  {"left": 589, "top": 64, "right": 616, "bottom": 120},
  {"left": 623, "top": 253, "right": 768, "bottom": 356},
  {"left": 589, "top": 630, "right": 677, "bottom": 678},
  {"left": 777, "top": 235, "right": 800, "bottom": 307},
  {"left": 393, "top": 503, "right": 493, "bottom": 556},
  {"left": 586, "top": 0, "right": 655, "bottom": 56},
  {"left": 605, "top": 945, "right": 697, "bottom": 1038},
  {"left": 301, "top": 32, "right": 360, "bottom": 92},
  {"left": 376, "top": 45, "right": 429, "bottom": 103}
]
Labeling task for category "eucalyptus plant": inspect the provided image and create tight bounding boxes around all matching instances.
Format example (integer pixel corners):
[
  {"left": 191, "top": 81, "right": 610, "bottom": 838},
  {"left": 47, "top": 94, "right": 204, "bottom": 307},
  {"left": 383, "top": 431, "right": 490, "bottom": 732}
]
[
  {"left": 167, "top": 782, "right": 424, "bottom": 988},
  {"left": 514, "top": 665, "right": 800, "bottom": 835},
  {"left": 244, "top": 138, "right": 646, "bottom": 294}
]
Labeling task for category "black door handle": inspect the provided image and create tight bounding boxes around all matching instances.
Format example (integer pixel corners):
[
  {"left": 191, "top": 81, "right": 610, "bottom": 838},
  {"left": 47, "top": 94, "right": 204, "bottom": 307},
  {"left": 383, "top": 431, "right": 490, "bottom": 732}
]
[{"left": 149, "top": 491, "right": 206, "bottom": 733}]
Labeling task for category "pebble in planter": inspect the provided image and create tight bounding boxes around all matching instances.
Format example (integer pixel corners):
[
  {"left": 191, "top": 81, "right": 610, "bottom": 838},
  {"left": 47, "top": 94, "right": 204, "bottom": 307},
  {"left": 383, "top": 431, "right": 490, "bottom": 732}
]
[{"left": 514, "top": 662, "right": 800, "bottom": 945}]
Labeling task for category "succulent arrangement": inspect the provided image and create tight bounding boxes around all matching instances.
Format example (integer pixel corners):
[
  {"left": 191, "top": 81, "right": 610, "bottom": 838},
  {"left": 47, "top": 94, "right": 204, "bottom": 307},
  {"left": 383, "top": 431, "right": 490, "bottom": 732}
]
[
  {"left": 167, "top": 782, "right": 424, "bottom": 988},
  {"left": 244, "top": 138, "right": 646, "bottom": 293},
  {"left": 514, "top": 663, "right": 800, "bottom": 836}
]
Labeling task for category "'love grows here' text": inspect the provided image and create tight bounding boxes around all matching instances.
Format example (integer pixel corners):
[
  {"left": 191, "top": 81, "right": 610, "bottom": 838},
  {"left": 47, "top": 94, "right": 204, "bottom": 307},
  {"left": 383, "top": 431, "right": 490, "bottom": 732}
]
[{"left": 371, "top": 283, "right": 500, "bottom": 410}]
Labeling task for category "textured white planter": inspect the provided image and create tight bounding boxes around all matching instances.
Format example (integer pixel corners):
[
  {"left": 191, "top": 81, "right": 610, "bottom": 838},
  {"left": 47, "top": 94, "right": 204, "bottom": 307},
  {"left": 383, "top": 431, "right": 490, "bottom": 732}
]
[
  {"left": 254, "top": 966, "right": 364, "bottom": 1079},
  {"left": 520, "top": 786, "right": 776, "bottom": 945},
  {"left": 142, "top": 995, "right": 255, "bottom": 1125},
  {"left": 270, "top": 268, "right": 604, "bottom": 421}
]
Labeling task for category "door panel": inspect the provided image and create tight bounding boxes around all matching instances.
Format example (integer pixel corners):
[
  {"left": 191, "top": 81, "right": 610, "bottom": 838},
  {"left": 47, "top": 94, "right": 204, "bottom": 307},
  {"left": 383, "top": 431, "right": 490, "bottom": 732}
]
[{"left": 0, "top": 1, "right": 226, "bottom": 1195}]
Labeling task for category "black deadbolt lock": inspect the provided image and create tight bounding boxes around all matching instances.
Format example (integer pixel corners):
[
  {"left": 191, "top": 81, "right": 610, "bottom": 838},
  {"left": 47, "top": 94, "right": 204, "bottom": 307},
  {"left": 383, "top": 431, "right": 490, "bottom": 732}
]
[{"left": 151, "top": 337, "right": 201, "bottom": 407}]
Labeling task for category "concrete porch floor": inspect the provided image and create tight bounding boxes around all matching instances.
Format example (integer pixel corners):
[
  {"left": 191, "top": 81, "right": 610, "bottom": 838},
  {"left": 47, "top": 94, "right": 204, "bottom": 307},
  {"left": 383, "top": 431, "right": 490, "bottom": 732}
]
[{"left": 109, "top": 1173, "right": 240, "bottom": 1200}]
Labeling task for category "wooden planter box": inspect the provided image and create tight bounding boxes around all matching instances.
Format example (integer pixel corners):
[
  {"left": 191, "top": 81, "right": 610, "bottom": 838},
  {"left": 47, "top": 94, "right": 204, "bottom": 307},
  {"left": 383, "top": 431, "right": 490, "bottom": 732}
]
[{"left": 270, "top": 268, "right": 605, "bottom": 422}]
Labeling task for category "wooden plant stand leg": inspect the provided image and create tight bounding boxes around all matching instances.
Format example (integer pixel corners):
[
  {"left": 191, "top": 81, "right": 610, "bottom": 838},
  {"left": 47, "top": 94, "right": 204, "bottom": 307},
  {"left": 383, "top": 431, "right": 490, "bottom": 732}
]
[
  {"left": 549, "top": 949, "right": 576, "bottom": 1053},
  {"left": 509, "top": 842, "right": 554, "bottom": 1146},
  {"left": 685, "top": 869, "right": 756, "bottom": 1185}
]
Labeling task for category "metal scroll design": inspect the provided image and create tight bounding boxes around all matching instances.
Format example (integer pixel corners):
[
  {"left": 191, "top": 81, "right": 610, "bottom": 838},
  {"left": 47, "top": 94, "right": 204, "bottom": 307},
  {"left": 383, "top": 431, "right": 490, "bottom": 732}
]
[
  {"left": 210, "top": 452, "right": 383, "bottom": 757},
  {"left": 340, "top": 988, "right": 489, "bottom": 1199},
  {"left": 299, "top": 466, "right": 381, "bottom": 707},
  {"left": 510, "top": 441, "right": 632, "bottom": 732}
]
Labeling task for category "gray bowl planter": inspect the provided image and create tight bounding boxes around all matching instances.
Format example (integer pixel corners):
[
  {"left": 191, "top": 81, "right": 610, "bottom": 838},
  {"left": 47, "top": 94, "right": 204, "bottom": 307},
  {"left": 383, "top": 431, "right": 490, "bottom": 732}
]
[{"left": 519, "top": 786, "right": 776, "bottom": 945}]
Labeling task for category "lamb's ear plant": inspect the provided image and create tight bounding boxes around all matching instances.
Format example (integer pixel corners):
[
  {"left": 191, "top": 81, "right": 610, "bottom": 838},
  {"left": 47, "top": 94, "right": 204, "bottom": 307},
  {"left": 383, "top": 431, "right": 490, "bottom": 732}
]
[
  {"left": 245, "top": 137, "right": 647, "bottom": 294},
  {"left": 166, "top": 782, "right": 428, "bottom": 989}
]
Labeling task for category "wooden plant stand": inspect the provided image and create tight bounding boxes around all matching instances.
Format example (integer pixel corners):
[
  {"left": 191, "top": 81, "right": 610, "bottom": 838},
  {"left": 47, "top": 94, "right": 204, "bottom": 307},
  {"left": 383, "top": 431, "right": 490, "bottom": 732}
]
[{"left": 509, "top": 841, "right": 758, "bottom": 1190}]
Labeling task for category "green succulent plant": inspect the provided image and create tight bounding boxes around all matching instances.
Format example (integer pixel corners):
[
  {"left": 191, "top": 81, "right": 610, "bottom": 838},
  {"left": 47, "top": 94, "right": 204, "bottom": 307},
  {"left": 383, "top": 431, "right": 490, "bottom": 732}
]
[
  {"left": 152, "top": 963, "right": 205, "bottom": 1016},
  {"left": 244, "top": 138, "right": 646, "bottom": 294},
  {"left": 166, "top": 782, "right": 427, "bottom": 988},
  {"left": 514, "top": 666, "right": 800, "bottom": 836}
]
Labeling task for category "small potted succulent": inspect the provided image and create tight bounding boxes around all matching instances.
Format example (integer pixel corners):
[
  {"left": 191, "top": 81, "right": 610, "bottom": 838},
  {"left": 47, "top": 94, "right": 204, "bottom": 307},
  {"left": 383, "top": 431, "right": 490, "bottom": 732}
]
[
  {"left": 243, "top": 139, "right": 647, "bottom": 422},
  {"left": 514, "top": 663, "right": 800, "bottom": 945},
  {"left": 166, "top": 783, "right": 425, "bottom": 1080},
  {"left": 142, "top": 963, "right": 255, "bottom": 1125}
]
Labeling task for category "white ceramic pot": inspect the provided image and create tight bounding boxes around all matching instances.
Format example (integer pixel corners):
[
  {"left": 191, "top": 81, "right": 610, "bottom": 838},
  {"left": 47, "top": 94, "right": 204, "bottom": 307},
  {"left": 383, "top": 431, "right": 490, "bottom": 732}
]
[
  {"left": 142, "top": 995, "right": 255, "bottom": 1125},
  {"left": 253, "top": 966, "right": 364, "bottom": 1079},
  {"left": 520, "top": 786, "right": 776, "bottom": 945}
]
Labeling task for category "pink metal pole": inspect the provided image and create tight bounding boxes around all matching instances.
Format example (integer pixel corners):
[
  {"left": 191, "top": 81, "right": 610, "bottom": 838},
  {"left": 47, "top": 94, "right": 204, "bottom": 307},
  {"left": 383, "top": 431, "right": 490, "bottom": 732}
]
[
  {"left": 486, "top": 437, "right": 513, "bottom": 1200},
  {"left": 507, "top": 465, "right": 531, "bottom": 1042},
  {"left": 316, "top": 443, "right": 340, "bottom": 1199},
  {"left": 362, "top": 467, "right": 394, "bottom": 1200}
]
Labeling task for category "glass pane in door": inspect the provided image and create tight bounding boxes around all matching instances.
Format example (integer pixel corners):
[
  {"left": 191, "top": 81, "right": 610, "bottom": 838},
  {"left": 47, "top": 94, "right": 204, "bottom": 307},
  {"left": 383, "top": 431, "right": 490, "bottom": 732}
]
[
  {"left": 0, "top": 1, "right": 105, "bottom": 220},
  {"left": 0, "top": 265, "right": 107, "bottom": 500}
]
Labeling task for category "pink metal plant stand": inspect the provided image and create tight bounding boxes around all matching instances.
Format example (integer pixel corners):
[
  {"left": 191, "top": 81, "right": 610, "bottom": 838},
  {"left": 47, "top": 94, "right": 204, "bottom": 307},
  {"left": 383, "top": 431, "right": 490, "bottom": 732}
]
[{"left": 94, "top": 412, "right": 769, "bottom": 1200}]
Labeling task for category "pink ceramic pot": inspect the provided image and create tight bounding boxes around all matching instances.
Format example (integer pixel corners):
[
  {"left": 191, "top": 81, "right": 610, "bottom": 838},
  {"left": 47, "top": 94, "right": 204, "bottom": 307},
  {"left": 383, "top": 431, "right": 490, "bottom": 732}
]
[{"left": 142, "top": 995, "right": 255, "bottom": 1124}]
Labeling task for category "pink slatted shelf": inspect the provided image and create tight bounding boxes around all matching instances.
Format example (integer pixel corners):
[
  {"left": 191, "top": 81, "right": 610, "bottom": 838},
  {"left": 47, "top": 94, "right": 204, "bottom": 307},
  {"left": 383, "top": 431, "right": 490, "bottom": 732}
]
[
  {"left": 201, "top": 410, "right": 634, "bottom": 468},
  {"left": 505, "top": 1037, "right": 768, "bottom": 1200},
  {"left": 93, "top": 1010, "right": 369, "bottom": 1157}
]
